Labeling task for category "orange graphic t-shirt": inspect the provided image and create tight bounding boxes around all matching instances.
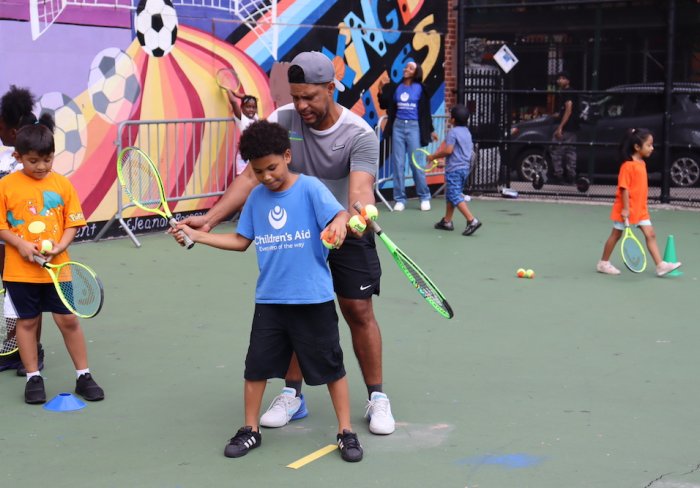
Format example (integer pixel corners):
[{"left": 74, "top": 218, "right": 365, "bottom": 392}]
[
  {"left": 610, "top": 160, "right": 650, "bottom": 224},
  {"left": 0, "top": 171, "right": 86, "bottom": 283}
]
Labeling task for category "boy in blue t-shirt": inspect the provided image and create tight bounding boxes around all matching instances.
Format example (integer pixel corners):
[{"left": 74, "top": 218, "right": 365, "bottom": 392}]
[
  {"left": 175, "top": 120, "right": 363, "bottom": 462},
  {"left": 428, "top": 105, "right": 482, "bottom": 236}
]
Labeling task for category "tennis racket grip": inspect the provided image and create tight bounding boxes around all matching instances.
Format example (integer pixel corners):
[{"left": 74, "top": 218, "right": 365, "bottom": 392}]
[
  {"left": 352, "top": 201, "right": 383, "bottom": 235},
  {"left": 33, "top": 255, "right": 49, "bottom": 267},
  {"left": 169, "top": 218, "right": 195, "bottom": 249}
]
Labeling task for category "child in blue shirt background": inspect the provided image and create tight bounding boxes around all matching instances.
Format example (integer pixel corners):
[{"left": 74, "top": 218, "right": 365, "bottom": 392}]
[{"left": 429, "top": 105, "right": 482, "bottom": 236}]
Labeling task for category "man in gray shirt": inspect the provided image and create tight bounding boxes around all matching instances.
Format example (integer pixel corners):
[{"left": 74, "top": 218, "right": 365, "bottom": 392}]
[{"left": 181, "top": 51, "right": 395, "bottom": 435}]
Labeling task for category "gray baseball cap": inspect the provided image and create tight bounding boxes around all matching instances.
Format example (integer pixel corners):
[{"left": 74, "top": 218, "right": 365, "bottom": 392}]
[{"left": 288, "top": 51, "right": 345, "bottom": 92}]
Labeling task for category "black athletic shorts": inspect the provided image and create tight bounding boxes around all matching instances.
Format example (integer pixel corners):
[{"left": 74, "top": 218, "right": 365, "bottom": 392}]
[
  {"left": 328, "top": 232, "right": 381, "bottom": 299},
  {"left": 244, "top": 301, "right": 346, "bottom": 386},
  {"left": 4, "top": 281, "right": 71, "bottom": 318}
]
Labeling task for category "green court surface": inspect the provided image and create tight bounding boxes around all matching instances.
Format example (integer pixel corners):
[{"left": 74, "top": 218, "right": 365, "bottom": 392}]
[{"left": 1, "top": 198, "right": 698, "bottom": 488}]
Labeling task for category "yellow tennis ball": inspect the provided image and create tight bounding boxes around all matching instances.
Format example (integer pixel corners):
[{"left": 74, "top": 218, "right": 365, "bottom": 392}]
[
  {"left": 361, "top": 204, "right": 379, "bottom": 221},
  {"left": 321, "top": 230, "right": 338, "bottom": 250},
  {"left": 516, "top": 268, "right": 526, "bottom": 278},
  {"left": 40, "top": 240, "right": 53, "bottom": 253},
  {"left": 349, "top": 214, "right": 367, "bottom": 232},
  {"left": 526, "top": 269, "right": 535, "bottom": 279}
]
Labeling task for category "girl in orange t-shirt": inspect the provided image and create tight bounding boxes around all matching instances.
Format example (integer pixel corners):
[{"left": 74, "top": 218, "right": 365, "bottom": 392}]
[{"left": 597, "top": 128, "right": 681, "bottom": 277}]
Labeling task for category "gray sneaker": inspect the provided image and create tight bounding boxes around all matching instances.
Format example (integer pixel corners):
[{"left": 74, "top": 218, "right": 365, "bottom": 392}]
[
  {"left": 462, "top": 219, "right": 482, "bottom": 236},
  {"left": 434, "top": 218, "right": 454, "bottom": 231}
]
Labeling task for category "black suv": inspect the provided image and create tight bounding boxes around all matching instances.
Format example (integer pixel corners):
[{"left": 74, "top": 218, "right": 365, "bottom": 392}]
[{"left": 507, "top": 83, "right": 700, "bottom": 187}]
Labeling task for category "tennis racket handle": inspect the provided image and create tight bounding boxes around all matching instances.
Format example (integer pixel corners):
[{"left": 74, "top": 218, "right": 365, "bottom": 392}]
[
  {"left": 169, "top": 218, "right": 195, "bottom": 249},
  {"left": 33, "top": 255, "right": 49, "bottom": 267},
  {"left": 351, "top": 202, "right": 382, "bottom": 234}
]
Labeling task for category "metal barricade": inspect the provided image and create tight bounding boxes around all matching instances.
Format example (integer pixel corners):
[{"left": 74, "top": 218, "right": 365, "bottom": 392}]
[
  {"left": 94, "top": 116, "right": 238, "bottom": 247},
  {"left": 374, "top": 115, "right": 450, "bottom": 211}
]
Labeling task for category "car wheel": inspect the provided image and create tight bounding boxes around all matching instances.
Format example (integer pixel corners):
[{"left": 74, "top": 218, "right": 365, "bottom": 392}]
[
  {"left": 516, "top": 149, "right": 548, "bottom": 181},
  {"left": 670, "top": 153, "right": 700, "bottom": 187}
]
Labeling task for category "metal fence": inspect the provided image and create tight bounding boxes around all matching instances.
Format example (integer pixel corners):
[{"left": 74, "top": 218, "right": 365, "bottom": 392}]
[
  {"left": 93, "top": 116, "right": 239, "bottom": 246},
  {"left": 374, "top": 113, "right": 502, "bottom": 210},
  {"left": 459, "top": 68, "right": 700, "bottom": 206}
]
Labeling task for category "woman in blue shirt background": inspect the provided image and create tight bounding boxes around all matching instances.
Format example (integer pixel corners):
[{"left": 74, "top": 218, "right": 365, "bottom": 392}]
[{"left": 378, "top": 61, "right": 437, "bottom": 212}]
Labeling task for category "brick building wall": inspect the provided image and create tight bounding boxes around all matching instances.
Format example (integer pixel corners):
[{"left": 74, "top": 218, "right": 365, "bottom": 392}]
[{"left": 445, "top": 0, "right": 458, "bottom": 110}]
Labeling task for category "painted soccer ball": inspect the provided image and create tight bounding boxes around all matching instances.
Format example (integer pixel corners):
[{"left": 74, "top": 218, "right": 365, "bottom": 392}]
[
  {"left": 135, "top": 0, "right": 178, "bottom": 58},
  {"left": 88, "top": 47, "right": 141, "bottom": 123},
  {"left": 35, "top": 92, "right": 87, "bottom": 177}
]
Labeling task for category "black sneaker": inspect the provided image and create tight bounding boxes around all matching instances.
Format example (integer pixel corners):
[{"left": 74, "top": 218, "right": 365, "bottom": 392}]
[
  {"left": 0, "top": 350, "right": 21, "bottom": 372},
  {"left": 75, "top": 373, "right": 105, "bottom": 401},
  {"left": 462, "top": 219, "right": 482, "bottom": 236},
  {"left": 337, "top": 429, "right": 363, "bottom": 462},
  {"left": 224, "top": 426, "right": 261, "bottom": 458},
  {"left": 25, "top": 376, "right": 46, "bottom": 404},
  {"left": 434, "top": 218, "right": 454, "bottom": 231},
  {"left": 16, "top": 343, "right": 45, "bottom": 377}
]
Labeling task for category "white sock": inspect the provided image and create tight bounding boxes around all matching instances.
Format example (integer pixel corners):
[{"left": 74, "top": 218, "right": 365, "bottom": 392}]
[
  {"left": 26, "top": 371, "right": 41, "bottom": 382},
  {"left": 76, "top": 368, "right": 90, "bottom": 379}
]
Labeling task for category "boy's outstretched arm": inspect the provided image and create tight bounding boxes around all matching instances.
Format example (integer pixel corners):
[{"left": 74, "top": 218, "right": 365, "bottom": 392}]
[{"left": 173, "top": 223, "right": 252, "bottom": 252}]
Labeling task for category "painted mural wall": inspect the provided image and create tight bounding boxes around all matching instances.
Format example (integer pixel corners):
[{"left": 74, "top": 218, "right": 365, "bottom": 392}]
[{"left": 0, "top": 0, "right": 445, "bottom": 240}]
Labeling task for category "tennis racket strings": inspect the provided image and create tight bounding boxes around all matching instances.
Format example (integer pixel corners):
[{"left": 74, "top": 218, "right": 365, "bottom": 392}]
[
  {"left": 622, "top": 236, "right": 645, "bottom": 271},
  {"left": 0, "top": 290, "right": 18, "bottom": 356},
  {"left": 55, "top": 264, "right": 103, "bottom": 318},
  {"left": 394, "top": 248, "right": 454, "bottom": 319},
  {"left": 118, "top": 149, "right": 163, "bottom": 210}
]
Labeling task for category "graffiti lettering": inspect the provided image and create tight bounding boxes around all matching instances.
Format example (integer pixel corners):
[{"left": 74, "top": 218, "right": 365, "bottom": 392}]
[{"left": 412, "top": 15, "right": 440, "bottom": 78}]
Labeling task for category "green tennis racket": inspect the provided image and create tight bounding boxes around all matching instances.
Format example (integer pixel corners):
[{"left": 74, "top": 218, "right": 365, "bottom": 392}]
[
  {"left": 117, "top": 146, "right": 194, "bottom": 249},
  {"left": 352, "top": 202, "right": 453, "bottom": 319},
  {"left": 34, "top": 256, "right": 104, "bottom": 319},
  {"left": 0, "top": 288, "right": 18, "bottom": 358},
  {"left": 621, "top": 219, "right": 647, "bottom": 273},
  {"left": 411, "top": 148, "right": 439, "bottom": 172}
]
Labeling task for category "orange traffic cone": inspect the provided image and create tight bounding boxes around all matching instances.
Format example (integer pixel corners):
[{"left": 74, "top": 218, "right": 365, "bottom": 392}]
[{"left": 662, "top": 235, "right": 683, "bottom": 277}]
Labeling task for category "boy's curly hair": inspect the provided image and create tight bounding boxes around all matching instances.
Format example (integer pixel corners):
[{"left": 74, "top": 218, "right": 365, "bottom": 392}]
[{"left": 239, "top": 120, "right": 291, "bottom": 162}]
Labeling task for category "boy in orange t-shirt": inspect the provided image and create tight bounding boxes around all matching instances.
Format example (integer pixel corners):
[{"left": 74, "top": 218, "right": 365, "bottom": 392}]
[
  {"left": 0, "top": 116, "right": 104, "bottom": 404},
  {"left": 597, "top": 128, "right": 681, "bottom": 277}
]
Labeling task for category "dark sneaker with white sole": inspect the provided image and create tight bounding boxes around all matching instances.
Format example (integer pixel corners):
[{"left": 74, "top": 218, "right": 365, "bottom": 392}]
[
  {"left": 224, "top": 426, "right": 261, "bottom": 458},
  {"left": 462, "top": 218, "right": 482, "bottom": 236},
  {"left": 434, "top": 218, "right": 454, "bottom": 231},
  {"left": 75, "top": 373, "right": 105, "bottom": 401},
  {"left": 25, "top": 376, "right": 46, "bottom": 404},
  {"left": 337, "top": 429, "right": 363, "bottom": 462}
]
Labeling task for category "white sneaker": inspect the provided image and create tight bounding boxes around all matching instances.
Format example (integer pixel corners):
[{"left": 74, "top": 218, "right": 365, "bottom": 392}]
[
  {"left": 596, "top": 260, "right": 620, "bottom": 275},
  {"left": 420, "top": 200, "right": 431, "bottom": 211},
  {"left": 393, "top": 202, "right": 405, "bottom": 212},
  {"left": 656, "top": 261, "right": 682, "bottom": 277},
  {"left": 259, "top": 387, "right": 307, "bottom": 428},
  {"left": 365, "top": 392, "right": 395, "bottom": 435}
]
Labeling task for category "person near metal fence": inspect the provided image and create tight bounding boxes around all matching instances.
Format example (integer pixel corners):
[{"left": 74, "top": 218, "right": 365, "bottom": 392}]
[
  {"left": 550, "top": 71, "right": 579, "bottom": 184},
  {"left": 430, "top": 105, "right": 482, "bottom": 236},
  {"left": 597, "top": 128, "right": 682, "bottom": 277},
  {"left": 178, "top": 51, "right": 396, "bottom": 435},
  {"left": 226, "top": 91, "right": 259, "bottom": 176},
  {"left": 378, "top": 61, "right": 437, "bottom": 211}
]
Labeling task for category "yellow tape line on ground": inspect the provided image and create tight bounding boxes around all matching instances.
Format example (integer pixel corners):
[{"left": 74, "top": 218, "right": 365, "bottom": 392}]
[{"left": 286, "top": 444, "right": 337, "bottom": 469}]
